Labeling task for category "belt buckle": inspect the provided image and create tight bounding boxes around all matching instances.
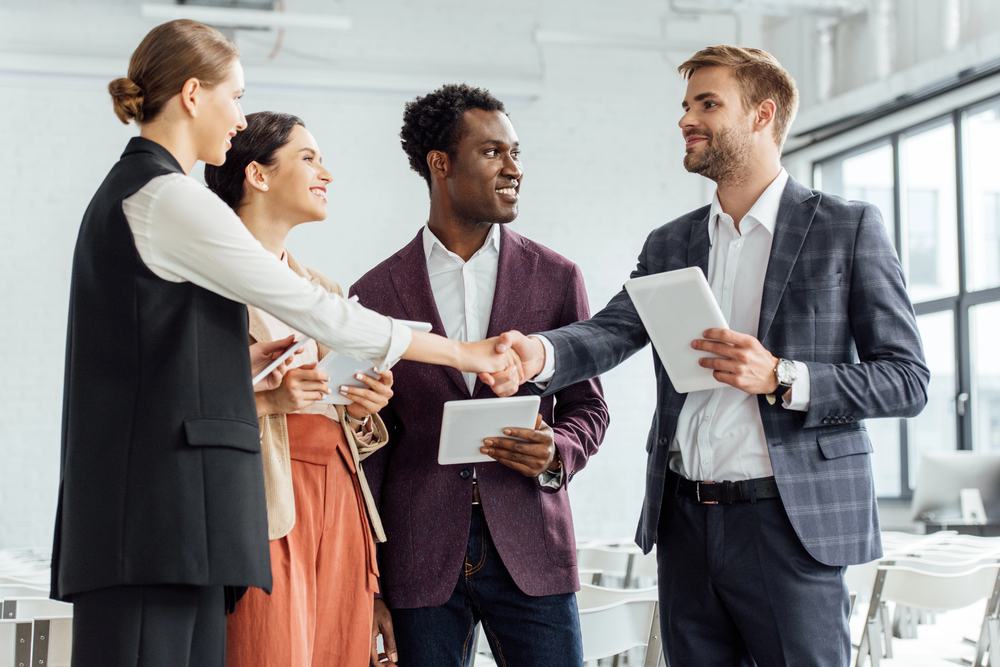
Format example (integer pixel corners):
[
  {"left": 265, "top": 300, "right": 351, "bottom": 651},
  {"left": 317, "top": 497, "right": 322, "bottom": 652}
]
[{"left": 696, "top": 480, "right": 718, "bottom": 505}]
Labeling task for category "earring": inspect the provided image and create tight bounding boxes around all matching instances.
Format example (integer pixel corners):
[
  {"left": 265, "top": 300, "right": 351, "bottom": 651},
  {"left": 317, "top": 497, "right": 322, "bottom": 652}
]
[{"left": 261, "top": 184, "right": 268, "bottom": 191}]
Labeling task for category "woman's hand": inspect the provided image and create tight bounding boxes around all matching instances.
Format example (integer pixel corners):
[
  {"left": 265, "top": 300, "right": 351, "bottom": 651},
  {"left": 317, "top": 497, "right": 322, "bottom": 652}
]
[
  {"left": 250, "top": 335, "right": 300, "bottom": 391},
  {"left": 256, "top": 363, "right": 330, "bottom": 416},
  {"left": 458, "top": 337, "right": 524, "bottom": 381},
  {"left": 343, "top": 368, "right": 394, "bottom": 422}
]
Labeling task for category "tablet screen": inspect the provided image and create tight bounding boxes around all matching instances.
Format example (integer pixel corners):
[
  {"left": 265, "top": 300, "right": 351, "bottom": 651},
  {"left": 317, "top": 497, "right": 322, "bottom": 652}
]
[{"left": 438, "top": 396, "right": 541, "bottom": 465}]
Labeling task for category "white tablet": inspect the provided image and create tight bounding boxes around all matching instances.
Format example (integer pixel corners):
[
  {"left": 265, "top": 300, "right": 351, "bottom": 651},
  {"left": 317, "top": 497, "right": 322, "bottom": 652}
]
[
  {"left": 252, "top": 336, "right": 313, "bottom": 386},
  {"left": 315, "top": 319, "right": 433, "bottom": 405},
  {"left": 624, "top": 267, "right": 730, "bottom": 394},
  {"left": 438, "top": 396, "right": 541, "bottom": 465}
]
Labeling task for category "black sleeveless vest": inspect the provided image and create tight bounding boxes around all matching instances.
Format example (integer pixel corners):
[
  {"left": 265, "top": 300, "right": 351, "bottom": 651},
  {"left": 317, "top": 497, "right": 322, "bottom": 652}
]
[{"left": 52, "top": 137, "right": 271, "bottom": 600}]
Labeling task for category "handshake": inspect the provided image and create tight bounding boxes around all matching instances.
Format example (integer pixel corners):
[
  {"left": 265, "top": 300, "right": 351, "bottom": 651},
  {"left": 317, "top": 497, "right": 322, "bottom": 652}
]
[{"left": 473, "top": 330, "right": 546, "bottom": 398}]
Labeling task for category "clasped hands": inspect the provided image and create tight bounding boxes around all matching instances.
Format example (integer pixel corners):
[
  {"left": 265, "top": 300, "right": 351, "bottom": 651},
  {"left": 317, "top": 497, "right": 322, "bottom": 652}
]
[{"left": 476, "top": 327, "right": 781, "bottom": 397}]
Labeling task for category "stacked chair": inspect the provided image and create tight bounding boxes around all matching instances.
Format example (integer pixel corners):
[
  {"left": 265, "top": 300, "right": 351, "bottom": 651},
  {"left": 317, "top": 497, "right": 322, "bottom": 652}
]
[
  {"left": 470, "top": 541, "right": 664, "bottom": 666},
  {"left": 574, "top": 542, "right": 663, "bottom": 667},
  {"left": 851, "top": 532, "right": 1000, "bottom": 667},
  {"left": 0, "top": 549, "right": 72, "bottom": 667}
]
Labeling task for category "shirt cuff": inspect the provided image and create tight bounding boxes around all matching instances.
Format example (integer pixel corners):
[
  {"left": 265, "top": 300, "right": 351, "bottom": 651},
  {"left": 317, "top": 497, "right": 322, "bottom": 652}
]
[
  {"left": 375, "top": 318, "right": 413, "bottom": 372},
  {"left": 781, "top": 361, "right": 811, "bottom": 412},
  {"left": 530, "top": 335, "right": 556, "bottom": 386},
  {"left": 537, "top": 466, "right": 564, "bottom": 489}
]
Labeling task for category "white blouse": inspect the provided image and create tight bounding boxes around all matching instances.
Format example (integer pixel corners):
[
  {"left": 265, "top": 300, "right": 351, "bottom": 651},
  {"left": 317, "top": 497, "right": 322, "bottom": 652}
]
[{"left": 122, "top": 173, "right": 411, "bottom": 370}]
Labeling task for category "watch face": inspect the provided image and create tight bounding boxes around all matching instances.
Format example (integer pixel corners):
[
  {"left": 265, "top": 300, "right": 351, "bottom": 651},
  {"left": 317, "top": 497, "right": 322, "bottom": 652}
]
[{"left": 777, "top": 360, "right": 796, "bottom": 385}]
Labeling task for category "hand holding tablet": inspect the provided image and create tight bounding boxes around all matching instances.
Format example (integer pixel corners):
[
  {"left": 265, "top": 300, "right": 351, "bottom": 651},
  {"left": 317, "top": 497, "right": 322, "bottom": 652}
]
[
  {"left": 438, "top": 396, "right": 541, "bottom": 465},
  {"left": 316, "top": 319, "right": 433, "bottom": 405},
  {"left": 624, "top": 267, "right": 730, "bottom": 393}
]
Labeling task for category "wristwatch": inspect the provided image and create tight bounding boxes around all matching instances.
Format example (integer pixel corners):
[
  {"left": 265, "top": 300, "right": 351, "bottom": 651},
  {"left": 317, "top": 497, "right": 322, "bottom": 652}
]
[
  {"left": 774, "top": 359, "right": 797, "bottom": 397},
  {"left": 343, "top": 412, "right": 372, "bottom": 431}
]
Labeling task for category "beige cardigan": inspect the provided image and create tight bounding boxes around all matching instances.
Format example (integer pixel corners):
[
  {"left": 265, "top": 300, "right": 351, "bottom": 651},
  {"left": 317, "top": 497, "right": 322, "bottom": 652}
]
[{"left": 249, "top": 251, "right": 388, "bottom": 543}]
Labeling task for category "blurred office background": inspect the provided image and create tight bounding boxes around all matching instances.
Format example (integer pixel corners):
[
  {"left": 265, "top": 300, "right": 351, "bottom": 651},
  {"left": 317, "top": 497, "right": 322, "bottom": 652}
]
[{"left": 2, "top": 0, "right": 1000, "bottom": 550}]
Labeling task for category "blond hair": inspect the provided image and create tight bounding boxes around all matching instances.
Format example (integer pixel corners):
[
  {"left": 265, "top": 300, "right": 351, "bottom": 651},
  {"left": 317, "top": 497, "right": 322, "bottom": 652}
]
[
  {"left": 678, "top": 45, "right": 799, "bottom": 151},
  {"left": 109, "top": 20, "right": 240, "bottom": 125}
]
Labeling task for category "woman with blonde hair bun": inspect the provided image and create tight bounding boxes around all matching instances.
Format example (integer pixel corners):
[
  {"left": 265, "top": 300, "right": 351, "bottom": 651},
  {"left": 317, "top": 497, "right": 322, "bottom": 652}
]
[{"left": 55, "top": 19, "right": 522, "bottom": 667}]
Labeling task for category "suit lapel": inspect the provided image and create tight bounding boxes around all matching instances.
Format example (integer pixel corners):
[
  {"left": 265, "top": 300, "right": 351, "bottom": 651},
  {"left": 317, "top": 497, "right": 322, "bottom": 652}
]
[
  {"left": 757, "top": 178, "right": 821, "bottom": 344},
  {"left": 485, "top": 227, "right": 534, "bottom": 338},
  {"left": 687, "top": 210, "right": 711, "bottom": 277},
  {"left": 389, "top": 230, "right": 470, "bottom": 396},
  {"left": 473, "top": 226, "right": 537, "bottom": 397}
]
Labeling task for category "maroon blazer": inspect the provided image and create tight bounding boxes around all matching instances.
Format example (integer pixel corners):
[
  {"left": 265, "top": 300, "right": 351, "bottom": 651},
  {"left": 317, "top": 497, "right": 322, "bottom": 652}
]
[{"left": 350, "top": 226, "right": 609, "bottom": 609}]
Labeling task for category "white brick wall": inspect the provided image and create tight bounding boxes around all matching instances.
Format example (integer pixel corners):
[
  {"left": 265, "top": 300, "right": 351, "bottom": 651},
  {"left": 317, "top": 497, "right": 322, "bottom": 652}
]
[{"left": 0, "top": 1, "right": 718, "bottom": 550}]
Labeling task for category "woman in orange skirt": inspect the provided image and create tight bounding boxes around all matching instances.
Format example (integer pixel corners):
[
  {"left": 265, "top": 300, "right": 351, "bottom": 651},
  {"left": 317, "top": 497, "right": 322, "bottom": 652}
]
[{"left": 204, "top": 111, "right": 390, "bottom": 666}]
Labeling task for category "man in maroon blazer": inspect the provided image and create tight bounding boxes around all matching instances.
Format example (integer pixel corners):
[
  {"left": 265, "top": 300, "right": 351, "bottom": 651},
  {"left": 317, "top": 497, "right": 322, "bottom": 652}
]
[{"left": 351, "top": 84, "right": 609, "bottom": 667}]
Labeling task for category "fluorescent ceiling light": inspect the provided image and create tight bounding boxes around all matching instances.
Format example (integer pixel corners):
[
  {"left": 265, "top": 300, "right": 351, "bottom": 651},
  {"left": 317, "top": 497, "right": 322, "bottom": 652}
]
[{"left": 140, "top": 4, "right": 351, "bottom": 30}]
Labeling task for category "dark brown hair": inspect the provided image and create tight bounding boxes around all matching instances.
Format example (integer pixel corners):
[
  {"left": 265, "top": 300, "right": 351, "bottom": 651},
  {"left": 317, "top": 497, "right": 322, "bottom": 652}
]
[
  {"left": 108, "top": 19, "right": 240, "bottom": 125},
  {"left": 678, "top": 45, "right": 800, "bottom": 151},
  {"left": 204, "top": 111, "right": 305, "bottom": 211}
]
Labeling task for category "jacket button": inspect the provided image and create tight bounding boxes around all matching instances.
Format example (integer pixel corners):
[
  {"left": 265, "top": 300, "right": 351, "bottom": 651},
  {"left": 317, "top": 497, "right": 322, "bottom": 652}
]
[
  {"left": 659, "top": 436, "right": 668, "bottom": 445},
  {"left": 460, "top": 469, "right": 471, "bottom": 479},
  {"left": 848, "top": 416, "right": 855, "bottom": 422},
  {"left": 822, "top": 418, "right": 831, "bottom": 424}
]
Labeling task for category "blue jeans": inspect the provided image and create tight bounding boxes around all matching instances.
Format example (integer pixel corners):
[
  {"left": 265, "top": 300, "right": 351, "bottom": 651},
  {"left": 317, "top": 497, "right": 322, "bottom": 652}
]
[{"left": 389, "top": 505, "right": 584, "bottom": 667}]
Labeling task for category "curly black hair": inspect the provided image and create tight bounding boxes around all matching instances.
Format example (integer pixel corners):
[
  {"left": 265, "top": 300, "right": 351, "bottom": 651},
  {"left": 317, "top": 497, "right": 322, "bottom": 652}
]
[{"left": 400, "top": 83, "right": 506, "bottom": 193}]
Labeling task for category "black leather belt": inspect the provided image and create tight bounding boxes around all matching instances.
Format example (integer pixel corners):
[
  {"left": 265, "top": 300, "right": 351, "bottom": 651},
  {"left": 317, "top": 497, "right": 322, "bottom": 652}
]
[{"left": 667, "top": 469, "right": 780, "bottom": 505}]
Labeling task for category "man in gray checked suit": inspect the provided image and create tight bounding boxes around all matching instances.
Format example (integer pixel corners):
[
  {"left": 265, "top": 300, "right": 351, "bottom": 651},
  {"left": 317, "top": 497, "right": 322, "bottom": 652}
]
[{"left": 481, "top": 46, "right": 929, "bottom": 666}]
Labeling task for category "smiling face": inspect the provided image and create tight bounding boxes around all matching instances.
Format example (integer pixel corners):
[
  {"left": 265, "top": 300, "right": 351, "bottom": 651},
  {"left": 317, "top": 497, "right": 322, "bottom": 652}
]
[
  {"left": 679, "top": 66, "right": 755, "bottom": 184},
  {"left": 192, "top": 59, "right": 247, "bottom": 166},
  {"left": 445, "top": 109, "right": 523, "bottom": 225},
  {"left": 256, "top": 124, "right": 332, "bottom": 223}
]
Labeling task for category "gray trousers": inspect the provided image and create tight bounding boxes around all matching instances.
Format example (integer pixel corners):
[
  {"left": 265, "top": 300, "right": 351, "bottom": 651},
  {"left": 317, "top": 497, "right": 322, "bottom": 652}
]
[{"left": 656, "top": 492, "right": 851, "bottom": 667}]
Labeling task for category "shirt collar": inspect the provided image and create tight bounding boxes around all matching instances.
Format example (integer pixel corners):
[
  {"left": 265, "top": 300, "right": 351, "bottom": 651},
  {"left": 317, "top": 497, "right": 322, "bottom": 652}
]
[
  {"left": 708, "top": 168, "right": 789, "bottom": 245},
  {"left": 422, "top": 223, "right": 501, "bottom": 262}
]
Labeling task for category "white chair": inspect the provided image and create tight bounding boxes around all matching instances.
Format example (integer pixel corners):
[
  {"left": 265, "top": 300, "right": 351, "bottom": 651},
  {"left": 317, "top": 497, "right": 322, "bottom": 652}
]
[
  {"left": 855, "top": 558, "right": 1000, "bottom": 667},
  {"left": 2, "top": 598, "right": 72, "bottom": 622},
  {"left": 578, "top": 597, "right": 662, "bottom": 666},
  {"left": 577, "top": 583, "right": 658, "bottom": 609},
  {"left": 0, "top": 618, "right": 33, "bottom": 667},
  {"left": 576, "top": 545, "right": 638, "bottom": 588},
  {"left": 576, "top": 584, "right": 663, "bottom": 666},
  {"left": 629, "top": 549, "right": 658, "bottom": 588},
  {"left": 0, "top": 585, "right": 49, "bottom": 601}
]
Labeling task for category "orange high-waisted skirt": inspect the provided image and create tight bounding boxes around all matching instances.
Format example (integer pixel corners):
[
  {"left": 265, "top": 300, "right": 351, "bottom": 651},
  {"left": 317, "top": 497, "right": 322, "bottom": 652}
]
[{"left": 226, "top": 413, "right": 378, "bottom": 667}]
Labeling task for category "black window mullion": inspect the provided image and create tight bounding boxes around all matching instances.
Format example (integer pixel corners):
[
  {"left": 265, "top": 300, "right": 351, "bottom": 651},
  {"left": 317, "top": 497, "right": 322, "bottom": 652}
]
[
  {"left": 954, "top": 109, "right": 973, "bottom": 450},
  {"left": 892, "top": 133, "right": 911, "bottom": 496}
]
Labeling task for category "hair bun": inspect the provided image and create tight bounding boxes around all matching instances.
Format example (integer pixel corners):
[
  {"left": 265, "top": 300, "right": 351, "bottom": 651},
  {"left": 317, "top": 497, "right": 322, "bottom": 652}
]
[{"left": 108, "top": 77, "right": 144, "bottom": 124}]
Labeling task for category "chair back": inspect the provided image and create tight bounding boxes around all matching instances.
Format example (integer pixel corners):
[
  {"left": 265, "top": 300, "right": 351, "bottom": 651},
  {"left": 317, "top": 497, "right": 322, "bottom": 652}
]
[
  {"left": 879, "top": 560, "right": 1000, "bottom": 611},
  {"left": 579, "top": 598, "right": 658, "bottom": 663},
  {"left": 577, "top": 583, "right": 658, "bottom": 610}
]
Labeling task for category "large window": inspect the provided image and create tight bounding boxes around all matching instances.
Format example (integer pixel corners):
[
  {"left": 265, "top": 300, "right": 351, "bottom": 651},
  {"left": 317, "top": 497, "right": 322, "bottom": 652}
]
[{"left": 813, "top": 96, "right": 1000, "bottom": 499}]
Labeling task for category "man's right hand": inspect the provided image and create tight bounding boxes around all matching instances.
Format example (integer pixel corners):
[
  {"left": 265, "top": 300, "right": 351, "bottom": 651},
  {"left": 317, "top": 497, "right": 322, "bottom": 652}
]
[
  {"left": 479, "top": 330, "right": 545, "bottom": 397},
  {"left": 370, "top": 598, "right": 398, "bottom": 666}
]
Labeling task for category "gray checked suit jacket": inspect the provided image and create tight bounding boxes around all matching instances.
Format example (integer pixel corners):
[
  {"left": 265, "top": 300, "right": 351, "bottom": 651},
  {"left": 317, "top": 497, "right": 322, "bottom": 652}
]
[{"left": 539, "top": 177, "right": 929, "bottom": 567}]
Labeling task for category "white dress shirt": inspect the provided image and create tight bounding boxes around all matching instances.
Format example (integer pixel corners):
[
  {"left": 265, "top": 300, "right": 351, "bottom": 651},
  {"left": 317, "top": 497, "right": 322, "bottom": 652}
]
[
  {"left": 535, "top": 169, "right": 810, "bottom": 482},
  {"left": 423, "top": 223, "right": 500, "bottom": 394},
  {"left": 423, "top": 223, "right": 562, "bottom": 488},
  {"left": 122, "top": 173, "right": 411, "bottom": 369}
]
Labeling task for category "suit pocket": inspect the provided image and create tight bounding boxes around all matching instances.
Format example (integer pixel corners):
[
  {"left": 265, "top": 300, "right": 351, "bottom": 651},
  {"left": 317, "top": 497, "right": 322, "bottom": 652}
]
[
  {"left": 817, "top": 430, "right": 872, "bottom": 459},
  {"left": 184, "top": 418, "right": 261, "bottom": 453},
  {"left": 787, "top": 273, "right": 843, "bottom": 292}
]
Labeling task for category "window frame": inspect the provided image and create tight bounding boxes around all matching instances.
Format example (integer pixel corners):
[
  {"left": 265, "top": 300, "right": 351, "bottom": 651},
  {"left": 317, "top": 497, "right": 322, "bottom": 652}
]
[{"left": 810, "top": 96, "right": 1000, "bottom": 500}]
